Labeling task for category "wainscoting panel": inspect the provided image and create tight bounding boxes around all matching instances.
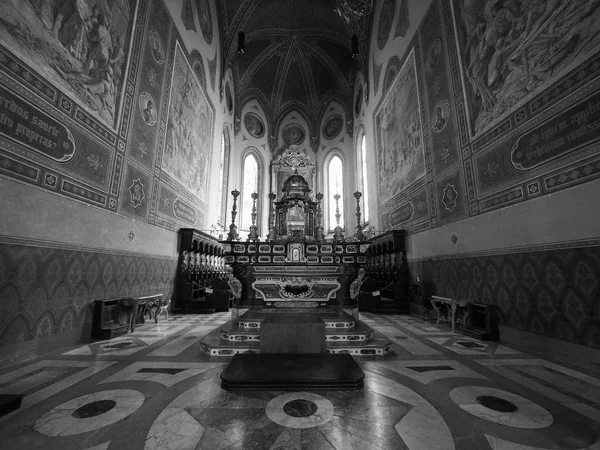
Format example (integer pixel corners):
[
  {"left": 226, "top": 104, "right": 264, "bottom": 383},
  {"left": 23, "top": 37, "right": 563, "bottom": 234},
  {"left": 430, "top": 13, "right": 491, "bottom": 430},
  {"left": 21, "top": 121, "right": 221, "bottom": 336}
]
[
  {"left": 409, "top": 245, "right": 600, "bottom": 349},
  {"left": 0, "top": 240, "right": 177, "bottom": 349}
]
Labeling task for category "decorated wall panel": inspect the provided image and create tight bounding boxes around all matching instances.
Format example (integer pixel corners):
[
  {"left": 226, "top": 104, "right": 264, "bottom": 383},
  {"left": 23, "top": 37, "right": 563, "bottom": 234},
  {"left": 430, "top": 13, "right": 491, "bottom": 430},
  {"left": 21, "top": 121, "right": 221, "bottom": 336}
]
[
  {"left": 410, "top": 244, "right": 600, "bottom": 350},
  {"left": 373, "top": 0, "right": 600, "bottom": 233},
  {"left": 0, "top": 0, "right": 216, "bottom": 233},
  {"left": 374, "top": 48, "right": 425, "bottom": 207},
  {"left": 0, "top": 240, "right": 177, "bottom": 348},
  {"left": 0, "top": 0, "right": 132, "bottom": 129}
]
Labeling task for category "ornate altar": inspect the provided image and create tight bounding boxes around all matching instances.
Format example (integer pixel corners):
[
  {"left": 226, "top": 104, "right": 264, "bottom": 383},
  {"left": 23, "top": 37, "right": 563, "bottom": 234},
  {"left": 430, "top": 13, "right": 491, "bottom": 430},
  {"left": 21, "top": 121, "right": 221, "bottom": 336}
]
[
  {"left": 201, "top": 149, "right": 397, "bottom": 357},
  {"left": 268, "top": 146, "right": 321, "bottom": 242},
  {"left": 271, "top": 145, "right": 316, "bottom": 202},
  {"left": 220, "top": 149, "right": 369, "bottom": 308}
]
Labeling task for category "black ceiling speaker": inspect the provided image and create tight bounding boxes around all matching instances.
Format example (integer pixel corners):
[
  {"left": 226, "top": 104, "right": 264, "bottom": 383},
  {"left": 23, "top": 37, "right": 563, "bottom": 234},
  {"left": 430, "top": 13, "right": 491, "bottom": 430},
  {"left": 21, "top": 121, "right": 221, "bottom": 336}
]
[
  {"left": 238, "top": 31, "right": 245, "bottom": 54},
  {"left": 351, "top": 35, "right": 359, "bottom": 59}
]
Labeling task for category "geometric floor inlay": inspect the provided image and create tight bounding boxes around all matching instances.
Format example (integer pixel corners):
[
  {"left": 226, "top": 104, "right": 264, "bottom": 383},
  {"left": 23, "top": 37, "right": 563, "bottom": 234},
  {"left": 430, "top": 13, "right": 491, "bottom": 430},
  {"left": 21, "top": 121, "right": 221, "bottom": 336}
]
[
  {"left": 0, "top": 313, "right": 597, "bottom": 449},
  {"left": 449, "top": 385, "right": 554, "bottom": 429},
  {"left": 34, "top": 389, "right": 145, "bottom": 436}
]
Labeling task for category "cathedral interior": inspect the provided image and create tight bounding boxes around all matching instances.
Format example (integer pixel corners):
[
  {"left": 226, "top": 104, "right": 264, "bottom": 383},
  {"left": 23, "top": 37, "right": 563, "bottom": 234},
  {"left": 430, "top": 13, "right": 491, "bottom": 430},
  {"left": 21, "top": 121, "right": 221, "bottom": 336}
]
[{"left": 0, "top": 0, "right": 599, "bottom": 449}]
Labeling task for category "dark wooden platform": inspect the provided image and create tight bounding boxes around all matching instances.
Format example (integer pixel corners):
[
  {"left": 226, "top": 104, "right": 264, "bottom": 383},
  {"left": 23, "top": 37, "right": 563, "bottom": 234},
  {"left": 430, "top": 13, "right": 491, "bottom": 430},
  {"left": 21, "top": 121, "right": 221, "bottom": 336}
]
[
  {"left": 0, "top": 394, "right": 23, "bottom": 417},
  {"left": 220, "top": 353, "right": 364, "bottom": 390}
]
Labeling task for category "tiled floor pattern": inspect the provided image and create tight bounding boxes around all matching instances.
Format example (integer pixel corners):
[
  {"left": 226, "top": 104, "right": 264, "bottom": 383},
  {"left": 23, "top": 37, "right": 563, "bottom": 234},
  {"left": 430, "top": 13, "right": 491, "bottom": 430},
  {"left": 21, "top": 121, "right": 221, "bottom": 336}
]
[{"left": 0, "top": 311, "right": 598, "bottom": 449}]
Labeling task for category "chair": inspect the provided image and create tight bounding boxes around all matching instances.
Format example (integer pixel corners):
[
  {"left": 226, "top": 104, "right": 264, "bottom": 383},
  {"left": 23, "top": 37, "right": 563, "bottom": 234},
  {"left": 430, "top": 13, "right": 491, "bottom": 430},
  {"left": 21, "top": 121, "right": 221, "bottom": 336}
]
[
  {"left": 155, "top": 298, "right": 171, "bottom": 323},
  {"left": 118, "top": 298, "right": 138, "bottom": 332},
  {"left": 412, "top": 284, "right": 435, "bottom": 323},
  {"left": 421, "top": 295, "right": 436, "bottom": 323}
]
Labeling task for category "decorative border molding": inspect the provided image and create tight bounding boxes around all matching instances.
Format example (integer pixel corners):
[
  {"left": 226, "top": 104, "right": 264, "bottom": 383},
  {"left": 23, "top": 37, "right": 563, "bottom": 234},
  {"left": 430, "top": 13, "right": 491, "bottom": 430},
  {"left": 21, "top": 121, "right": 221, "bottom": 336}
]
[
  {"left": 406, "top": 238, "right": 600, "bottom": 262},
  {"left": 0, "top": 234, "right": 178, "bottom": 261}
]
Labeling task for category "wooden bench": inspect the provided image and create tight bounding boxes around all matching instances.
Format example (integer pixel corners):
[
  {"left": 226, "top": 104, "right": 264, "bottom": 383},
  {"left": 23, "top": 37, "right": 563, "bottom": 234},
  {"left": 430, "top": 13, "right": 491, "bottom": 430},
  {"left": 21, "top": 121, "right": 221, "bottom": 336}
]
[{"left": 92, "top": 294, "right": 171, "bottom": 339}]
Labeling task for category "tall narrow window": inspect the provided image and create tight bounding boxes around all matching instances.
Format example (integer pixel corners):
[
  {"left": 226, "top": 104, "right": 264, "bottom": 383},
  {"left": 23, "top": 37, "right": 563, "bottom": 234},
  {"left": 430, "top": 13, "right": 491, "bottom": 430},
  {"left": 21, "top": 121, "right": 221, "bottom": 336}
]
[
  {"left": 327, "top": 155, "right": 344, "bottom": 230},
  {"left": 241, "top": 153, "right": 258, "bottom": 229},
  {"left": 216, "top": 128, "right": 230, "bottom": 226},
  {"left": 360, "top": 132, "right": 369, "bottom": 223}
]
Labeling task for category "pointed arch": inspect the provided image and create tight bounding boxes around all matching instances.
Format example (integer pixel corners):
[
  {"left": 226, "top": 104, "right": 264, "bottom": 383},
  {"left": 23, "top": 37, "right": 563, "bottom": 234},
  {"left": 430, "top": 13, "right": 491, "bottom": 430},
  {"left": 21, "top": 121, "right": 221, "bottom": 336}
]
[
  {"left": 217, "top": 124, "right": 232, "bottom": 226},
  {"left": 356, "top": 125, "right": 369, "bottom": 223},
  {"left": 323, "top": 149, "right": 347, "bottom": 232},
  {"left": 239, "top": 147, "right": 264, "bottom": 233}
]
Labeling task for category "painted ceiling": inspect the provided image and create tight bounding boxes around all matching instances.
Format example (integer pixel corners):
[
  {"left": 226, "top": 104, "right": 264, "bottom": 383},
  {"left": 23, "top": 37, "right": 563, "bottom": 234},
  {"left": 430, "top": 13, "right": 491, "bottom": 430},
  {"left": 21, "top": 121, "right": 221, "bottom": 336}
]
[{"left": 220, "top": 0, "right": 373, "bottom": 132}]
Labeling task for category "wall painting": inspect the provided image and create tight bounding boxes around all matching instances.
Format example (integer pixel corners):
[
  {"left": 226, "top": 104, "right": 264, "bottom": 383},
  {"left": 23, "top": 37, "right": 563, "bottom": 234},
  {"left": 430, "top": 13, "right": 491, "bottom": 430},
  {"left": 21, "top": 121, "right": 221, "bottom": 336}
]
[
  {"left": 163, "top": 42, "right": 214, "bottom": 202},
  {"left": 452, "top": 0, "right": 600, "bottom": 137},
  {"left": 0, "top": 0, "right": 133, "bottom": 129},
  {"left": 374, "top": 48, "right": 425, "bottom": 207}
]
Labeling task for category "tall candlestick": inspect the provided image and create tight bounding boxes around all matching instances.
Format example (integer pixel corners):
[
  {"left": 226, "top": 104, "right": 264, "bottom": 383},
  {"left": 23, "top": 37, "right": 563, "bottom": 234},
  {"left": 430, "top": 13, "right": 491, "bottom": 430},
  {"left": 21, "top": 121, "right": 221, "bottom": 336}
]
[
  {"left": 267, "top": 192, "right": 276, "bottom": 241},
  {"left": 333, "top": 193, "right": 344, "bottom": 242},
  {"left": 353, "top": 191, "right": 366, "bottom": 241},
  {"left": 315, "top": 192, "right": 324, "bottom": 242},
  {"left": 334, "top": 193, "right": 341, "bottom": 227},
  {"left": 227, "top": 189, "right": 240, "bottom": 241},
  {"left": 247, "top": 192, "right": 259, "bottom": 241}
]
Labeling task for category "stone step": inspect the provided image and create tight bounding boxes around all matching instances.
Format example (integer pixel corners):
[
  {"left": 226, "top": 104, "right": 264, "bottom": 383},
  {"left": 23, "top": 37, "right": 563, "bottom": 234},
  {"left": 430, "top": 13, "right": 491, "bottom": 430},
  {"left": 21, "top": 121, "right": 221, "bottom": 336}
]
[
  {"left": 200, "top": 322, "right": 391, "bottom": 357},
  {"left": 220, "top": 354, "right": 364, "bottom": 391},
  {"left": 220, "top": 319, "right": 374, "bottom": 342},
  {"left": 238, "top": 308, "right": 356, "bottom": 329}
]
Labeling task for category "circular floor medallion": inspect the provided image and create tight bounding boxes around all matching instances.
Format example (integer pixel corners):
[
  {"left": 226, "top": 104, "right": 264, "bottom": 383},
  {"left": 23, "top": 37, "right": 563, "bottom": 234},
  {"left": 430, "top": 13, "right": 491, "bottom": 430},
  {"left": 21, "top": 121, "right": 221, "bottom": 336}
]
[
  {"left": 283, "top": 399, "right": 318, "bottom": 418},
  {"left": 266, "top": 392, "right": 334, "bottom": 429},
  {"left": 35, "top": 389, "right": 145, "bottom": 436},
  {"left": 449, "top": 386, "right": 553, "bottom": 429},
  {"left": 476, "top": 395, "right": 518, "bottom": 413},
  {"left": 72, "top": 400, "right": 117, "bottom": 418}
]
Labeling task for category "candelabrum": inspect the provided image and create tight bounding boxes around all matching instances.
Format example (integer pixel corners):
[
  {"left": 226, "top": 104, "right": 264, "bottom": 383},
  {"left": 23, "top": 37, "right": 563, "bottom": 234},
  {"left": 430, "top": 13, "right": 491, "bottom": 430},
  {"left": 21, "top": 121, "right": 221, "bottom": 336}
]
[
  {"left": 315, "top": 193, "right": 324, "bottom": 242},
  {"left": 227, "top": 189, "right": 240, "bottom": 241},
  {"left": 353, "top": 191, "right": 367, "bottom": 241},
  {"left": 247, "top": 192, "right": 259, "bottom": 241},
  {"left": 267, "top": 192, "right": 276, "bottom": 241},
  {"left": 333, "top": 193, "right": 345, "bottom": 242}
]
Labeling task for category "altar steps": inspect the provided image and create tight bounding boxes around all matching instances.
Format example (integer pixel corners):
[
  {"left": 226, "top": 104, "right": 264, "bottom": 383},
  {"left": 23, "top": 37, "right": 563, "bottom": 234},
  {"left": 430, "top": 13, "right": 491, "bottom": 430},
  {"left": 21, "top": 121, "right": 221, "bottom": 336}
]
[
  {"left": 220, "top": 353, "right": 364, "bottom": 391},
  {"left": 200, "top": 309, "right": 392, "bottom": 357}
]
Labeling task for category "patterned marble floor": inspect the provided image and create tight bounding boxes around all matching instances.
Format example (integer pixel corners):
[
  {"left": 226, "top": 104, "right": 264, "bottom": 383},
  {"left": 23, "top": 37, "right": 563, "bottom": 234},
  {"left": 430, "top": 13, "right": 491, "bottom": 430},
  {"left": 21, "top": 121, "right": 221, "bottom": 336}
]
[{"left": 0, "top": 312, "right": 599, "bottom": 450}]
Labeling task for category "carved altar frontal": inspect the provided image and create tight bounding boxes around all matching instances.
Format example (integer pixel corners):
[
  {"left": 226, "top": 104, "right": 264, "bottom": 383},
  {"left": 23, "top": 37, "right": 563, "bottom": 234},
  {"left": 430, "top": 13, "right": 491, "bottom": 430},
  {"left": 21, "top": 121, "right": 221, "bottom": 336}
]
[{"left": 252, "top": 275, "right": 341, "bottom": 308}]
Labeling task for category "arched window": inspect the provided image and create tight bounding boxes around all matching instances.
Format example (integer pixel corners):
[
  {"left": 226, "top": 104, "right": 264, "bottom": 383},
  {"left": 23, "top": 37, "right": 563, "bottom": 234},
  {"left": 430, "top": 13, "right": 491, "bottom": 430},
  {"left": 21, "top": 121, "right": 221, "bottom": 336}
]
[
  {"left": 216, "top": 127, "right": 231, "bottom": 226},
  {"left": 358, "top": 129, "right": 369, "bottom": 223},
  {"left": 326, "top": 153, "right": 344, "bottom": 230},
  {"left": 240, "top": 150, "right": 262, "bottom": 230}
]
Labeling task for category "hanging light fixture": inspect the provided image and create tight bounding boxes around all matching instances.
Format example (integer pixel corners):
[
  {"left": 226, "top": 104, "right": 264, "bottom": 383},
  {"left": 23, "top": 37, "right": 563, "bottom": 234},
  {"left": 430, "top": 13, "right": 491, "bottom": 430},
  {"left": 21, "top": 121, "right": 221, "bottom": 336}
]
[
  {"left": 351, "top": 35, "right": 359, "bottom": 59},
  {"left": 237, "top": 31, "right": 245, "bottom": 54}
]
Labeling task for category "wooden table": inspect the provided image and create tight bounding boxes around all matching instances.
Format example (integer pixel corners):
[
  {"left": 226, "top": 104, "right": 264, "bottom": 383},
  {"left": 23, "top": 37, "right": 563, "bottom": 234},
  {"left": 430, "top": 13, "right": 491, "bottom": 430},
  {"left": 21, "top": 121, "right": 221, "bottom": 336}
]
[{"left": 430, "top": 296, "right": 471, "bottom": 333}]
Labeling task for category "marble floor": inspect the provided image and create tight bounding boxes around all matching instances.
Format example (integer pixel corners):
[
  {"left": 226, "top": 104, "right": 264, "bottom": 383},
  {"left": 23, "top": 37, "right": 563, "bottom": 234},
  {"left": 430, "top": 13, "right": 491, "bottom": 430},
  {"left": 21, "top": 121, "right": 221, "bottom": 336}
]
[{"left": 0, "top": 312, "right": 599, "bottom": 450}]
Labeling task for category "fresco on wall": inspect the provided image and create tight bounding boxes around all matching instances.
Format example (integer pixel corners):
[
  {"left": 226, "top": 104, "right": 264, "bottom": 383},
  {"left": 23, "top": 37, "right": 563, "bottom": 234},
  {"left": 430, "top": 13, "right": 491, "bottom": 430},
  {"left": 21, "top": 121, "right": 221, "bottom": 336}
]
[
  {"left": 452, "top": 0, "right": 600, "bottom": 136},
  {"left": 377, "top": 0, "right": 395, "bottom": 49},
  {"left": 244, "top": 112, "right": 264, "bottom": 138},
  {"left": 322, "top": 114, "right": 343, "bottom": 140},
  {"left": 195, "top": 0, "right": 212, "bottom": 45},
  {"left": 163, "top": 42, "right": 213, "bottom": 202},
  {"left": 375, "top": 49, "right": 425, "bottom": 206},
  {"left": 282, "top": 123, "right": 305, "bottom": 145},
  {"left": 0, "top": 0, "right": 132, "bottom": 128}
]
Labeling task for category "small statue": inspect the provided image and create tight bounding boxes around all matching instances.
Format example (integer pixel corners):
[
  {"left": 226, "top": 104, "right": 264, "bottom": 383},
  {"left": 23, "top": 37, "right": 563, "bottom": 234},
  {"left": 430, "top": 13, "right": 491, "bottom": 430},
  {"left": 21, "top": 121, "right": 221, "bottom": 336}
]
[
  {"left": 350, "top": 268, "right": 366, "bottom": 301},
  {"left": 226, "top": 272, "right": 243, "bottom": 305}
]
